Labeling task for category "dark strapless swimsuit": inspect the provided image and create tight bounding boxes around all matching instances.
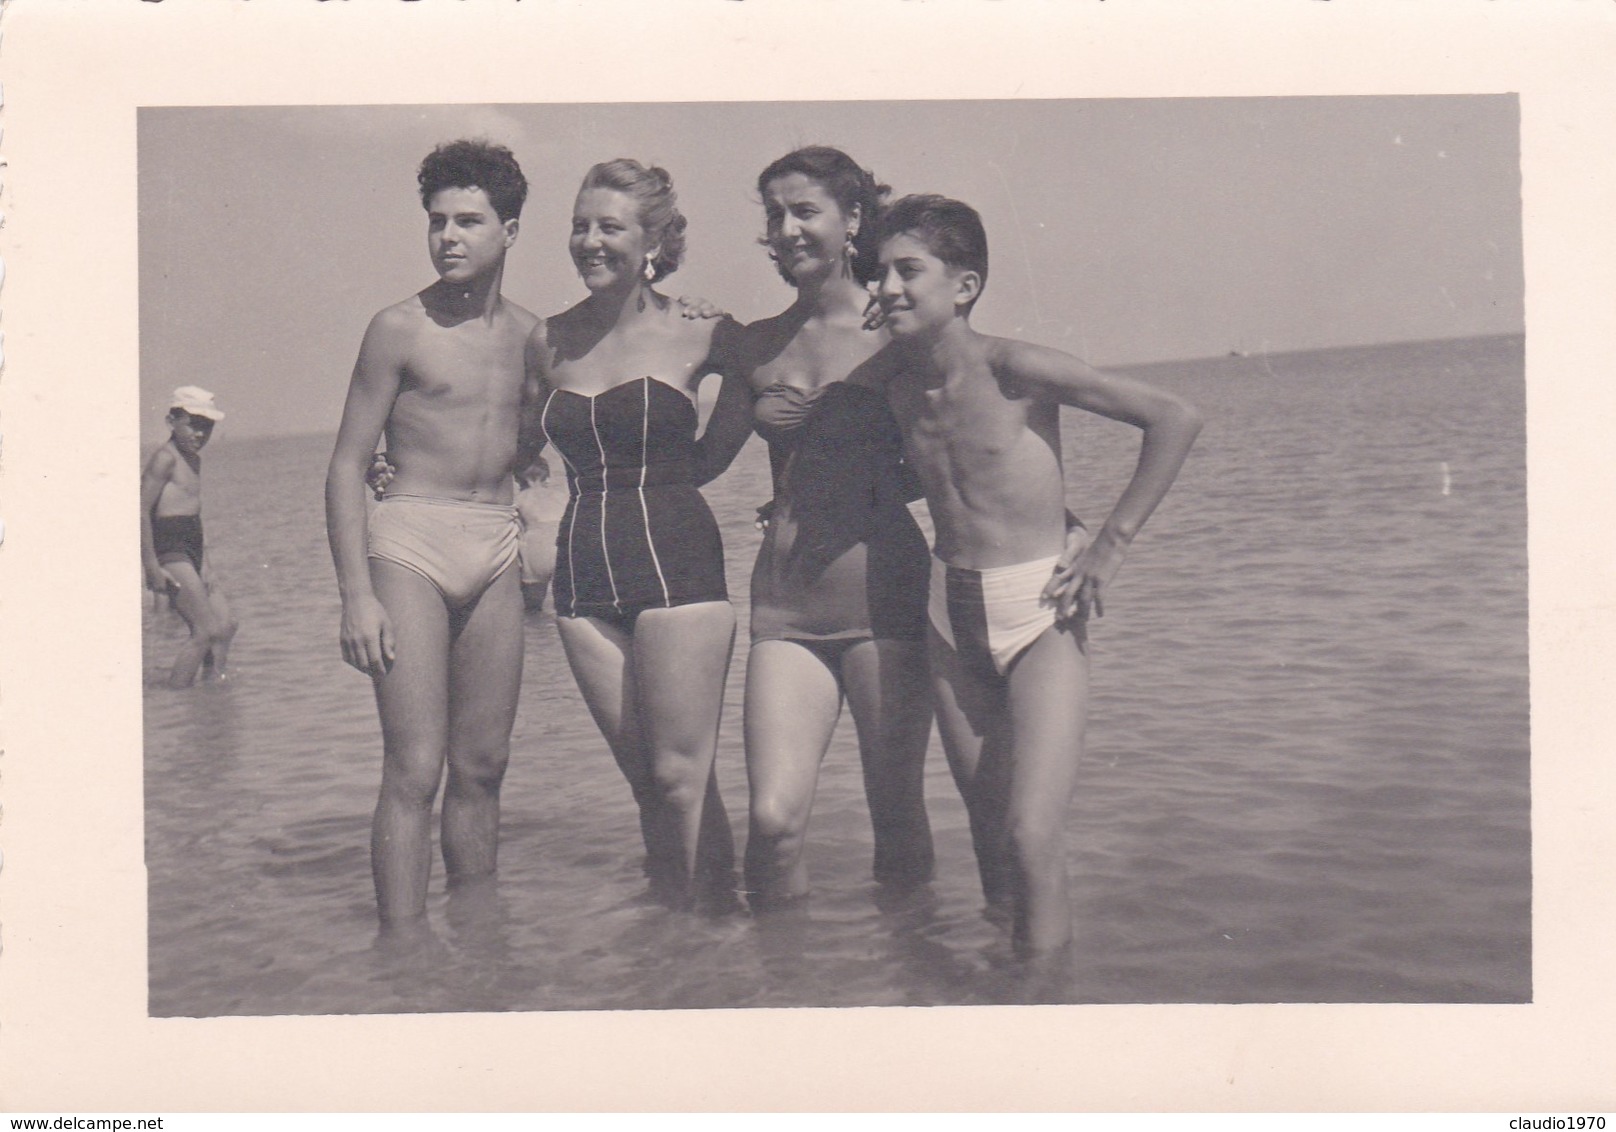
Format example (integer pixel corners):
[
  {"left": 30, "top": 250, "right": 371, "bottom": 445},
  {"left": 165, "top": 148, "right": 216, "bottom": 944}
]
[
  {"left": 749, "top": 380, "right": 927, "bottom": 644},
  {"left": 540, "top": 376, "right": 728, "bottom": 625}
]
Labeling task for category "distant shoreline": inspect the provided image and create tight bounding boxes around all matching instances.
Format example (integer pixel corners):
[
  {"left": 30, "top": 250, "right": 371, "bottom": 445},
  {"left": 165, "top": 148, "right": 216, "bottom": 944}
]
[{"left": 1112, "top": 330, "right": 1523, "bottom": 378}]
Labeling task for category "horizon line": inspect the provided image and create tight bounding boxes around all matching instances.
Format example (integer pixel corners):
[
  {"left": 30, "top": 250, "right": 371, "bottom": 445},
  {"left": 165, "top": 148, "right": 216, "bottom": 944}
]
[{"left": 178, "top": 330, "right": 1526, "bottom": 446}]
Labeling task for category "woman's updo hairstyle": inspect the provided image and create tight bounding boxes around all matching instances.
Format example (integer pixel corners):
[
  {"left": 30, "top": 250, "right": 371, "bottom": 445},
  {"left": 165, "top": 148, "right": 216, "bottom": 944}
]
[
  {"left": 756, "top": 146, "right": 891, "bottom": 285},
  {"left": 579, "top": 159, "right": 688, "bottom": 283}
]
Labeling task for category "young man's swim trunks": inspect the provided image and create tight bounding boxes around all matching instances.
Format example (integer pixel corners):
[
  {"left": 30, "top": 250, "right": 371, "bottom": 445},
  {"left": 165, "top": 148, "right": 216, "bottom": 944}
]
[
  {"left": 152, "top": 512, "right": 205, "bottom": 574},
  {"left": 749, "top": 380, "right": 928, "bottom": 646},
  {"left": 367, "top": 493, "right": 520, "bottom": 611},
  {"left": 928, "top": 554, "right": 1063, "bottom": 677},
  {"left": 539, "top": 376, "right": 728, "bottom": 621}
]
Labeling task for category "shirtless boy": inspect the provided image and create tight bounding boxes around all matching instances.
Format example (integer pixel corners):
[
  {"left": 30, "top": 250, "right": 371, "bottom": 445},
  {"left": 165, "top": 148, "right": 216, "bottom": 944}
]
[
  {"left": 325, "top": 141, "right": 539, "bottom": 935},
  {"left": 141, "top": 386, "right": 238, "bottom": 689},
  {"left": 874, "top": 195, "right": 1202, "bottom": 957},
  {"left": 513, "top": 455, "right": 568, "bottom": 612}
]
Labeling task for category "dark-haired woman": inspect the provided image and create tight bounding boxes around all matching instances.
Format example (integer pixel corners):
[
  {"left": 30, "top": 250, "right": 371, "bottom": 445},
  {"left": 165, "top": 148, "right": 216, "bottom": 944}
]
[
  {"left": 728, "top": 147, "right": 938, "bottom": 908},
  {"left": 527, "top": 159, "right": 753, "bottom": 910}
]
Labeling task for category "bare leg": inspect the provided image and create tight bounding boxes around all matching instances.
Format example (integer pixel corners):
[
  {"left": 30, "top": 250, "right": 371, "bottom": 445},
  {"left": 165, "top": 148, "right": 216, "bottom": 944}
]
[
  {"left": 519, "top": 520, "right": 559, "bottom": 612},
  {"left": 928, "top": 625, "right": 1015, "bottom": 916},
  {"left": 368, "top": 559, "right": 452, "bottom": 930},
  {"left": 163, "top": 560, "right": 230, "bottom": 689},
  {"left": 442, "top": 567, "right": 524, "bottom": 881},
  {"left": 202, "top": 580, "right": 238, "bottom": 676},
  {"left": 631, "top": 601, "right": 737, "bottom": 906},
  {"left": 555, "top": 615, "right": 666, "bottom": 869},
  {"left": 689, "top": 765, "right": 736, "bottom": 911},
  {"left": 1002, "top": 624, "right": 1088, "bottom": 956},
  {"left": 742, "top": 640, "right": 842, "bottom": 907},
  {"left": 842, "top": 638, "right": 935, "bottom": 888}
]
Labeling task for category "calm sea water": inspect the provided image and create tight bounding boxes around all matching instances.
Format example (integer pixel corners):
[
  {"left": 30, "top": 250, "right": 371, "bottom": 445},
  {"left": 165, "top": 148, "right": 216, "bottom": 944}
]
[{"left": 143, "top": 335, "right": 1529, "bottom": 1014}]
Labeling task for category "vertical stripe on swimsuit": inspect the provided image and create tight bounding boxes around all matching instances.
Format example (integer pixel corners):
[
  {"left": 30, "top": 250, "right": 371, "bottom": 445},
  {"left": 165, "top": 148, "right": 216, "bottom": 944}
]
[
  {"left": 588, "top": 394, "right": 622, "bottom": 611},
  {"left": 540, "top": 376, "right": 728, "bottom": 620},
  {"left": 638, "top": 379, "right": 671, "bottom": 606}
]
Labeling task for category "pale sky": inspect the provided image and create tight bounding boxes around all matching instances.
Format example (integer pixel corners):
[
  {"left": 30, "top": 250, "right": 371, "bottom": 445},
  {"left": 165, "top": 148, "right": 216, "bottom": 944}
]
[{"left": 138, "top": 96, "right": 1521, "bottom": 441}]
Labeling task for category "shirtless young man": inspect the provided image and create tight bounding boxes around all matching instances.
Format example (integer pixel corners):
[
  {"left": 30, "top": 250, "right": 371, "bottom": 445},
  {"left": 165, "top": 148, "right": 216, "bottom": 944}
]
[
  {"left": 325, "top": 141, "right": 538, "bottom": 936},
  {"left": 141, "top": 387, "right": 238, "bottom": 688},
  {"left": 874, "top": 195, "right": 1203, "bottom": 957}
]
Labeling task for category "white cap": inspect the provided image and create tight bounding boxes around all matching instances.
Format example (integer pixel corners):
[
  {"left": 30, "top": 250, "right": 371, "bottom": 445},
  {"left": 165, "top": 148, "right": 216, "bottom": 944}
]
[{"left": 170, "top": 385, "right": 225, "bottom": 421}]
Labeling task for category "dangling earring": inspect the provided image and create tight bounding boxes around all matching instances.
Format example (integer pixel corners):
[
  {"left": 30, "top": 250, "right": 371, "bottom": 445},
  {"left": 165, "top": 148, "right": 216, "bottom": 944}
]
[
  {"left": 637, "top": 252, "right": 656, "bottom": 311},
  {"left": 843, "top": 229, "right": 859, "bottom": 267}
]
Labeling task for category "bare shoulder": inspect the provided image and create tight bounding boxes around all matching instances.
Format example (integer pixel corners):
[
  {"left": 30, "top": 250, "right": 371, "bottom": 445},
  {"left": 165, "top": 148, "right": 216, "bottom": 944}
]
[
  {"left": 656, "top": 303, "right": 740, "bottom": 377},
  {"left": 728, "top": 312, "right": 790, "bottom": 381},
  {"left": 522, "top": 312, "right": 552, "bottom": 349},
  {"left": 522, "top": 315, "right": 554, "bottom": 379},
  {"left": 549, "top": 297, "right": 588, "bottom": 326},
  {"left": 740, "top": 308, "right": 794, "bottom": 342},
  {"left": 362, "top": 295, "right": 426, "bottom": 349},
  {"left": 988, "top": 334, "right": 1066, "bottom": 375},
  {"left": 143, "top": 442, "right": 178, "bottom": 477},
  {"left": 374, "top": 294, "right": 426, "bottom": 329},
  {"left": 987, "top": 335, "right": 1098, "bottom": 398},
  {"left": 541, "top": 299, "right": 588, "bottom": 356},
  {"left": 701, "top": 311, "right": 745, "bottom": 362},
  {"left": 502, "top": 298, "right": 542, "bottom": 337},
  {"left": 672, "top": 302, "right": 735, "bottom": 345}
]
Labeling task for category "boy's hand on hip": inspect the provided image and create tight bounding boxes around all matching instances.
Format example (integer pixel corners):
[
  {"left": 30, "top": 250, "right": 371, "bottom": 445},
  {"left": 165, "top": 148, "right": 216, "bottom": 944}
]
[
  {"left": 1052, "top": 528, "right": 1129, "bottom": 625},
  {"left": 1044, "top": 522, "right": 1093, "bottom": 622}
]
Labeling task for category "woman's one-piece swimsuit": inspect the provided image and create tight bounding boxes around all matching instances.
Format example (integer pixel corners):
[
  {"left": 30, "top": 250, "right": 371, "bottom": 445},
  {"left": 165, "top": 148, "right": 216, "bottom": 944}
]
[
  {"left": 750, "top": 381, "right": 928, "bottom": 644},
  {"left": 540, "top": 376, "right": 727, "bottom": 622}
]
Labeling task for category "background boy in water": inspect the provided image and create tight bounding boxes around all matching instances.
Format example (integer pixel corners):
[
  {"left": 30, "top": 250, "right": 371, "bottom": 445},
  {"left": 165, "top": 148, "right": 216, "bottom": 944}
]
[
  {"left": 874, "top": 194, "right": 1203, "bottom": 957},
  {"left": 324, "top": 140, "right": 539, "bottom": 938},
  {"left": 141, "top": 386, "right": 238, "bottom": 688},
  {"left": 514, "top": 455, "right": 568, "bottom": 612}
]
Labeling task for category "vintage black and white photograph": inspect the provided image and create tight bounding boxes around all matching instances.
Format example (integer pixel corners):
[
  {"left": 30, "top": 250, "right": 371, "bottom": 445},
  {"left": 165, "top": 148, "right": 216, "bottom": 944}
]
[
  {"left": 13, "top": 0, "right": 1616, "bottom": 1111},
  {"left": 136, "top": 96, "right": 1528, "bottom": 1017}
]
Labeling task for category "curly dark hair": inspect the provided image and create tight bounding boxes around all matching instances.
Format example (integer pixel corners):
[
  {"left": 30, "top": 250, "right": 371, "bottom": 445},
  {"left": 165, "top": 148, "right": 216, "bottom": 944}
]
[
  {"left": 756, "top": 146, "right": 890, "bottom": 285},
  {"left": 417, "top": 139, "right": 528, "bottom": 222},
  {"left": 877, "top": 193, "right": 990, "bottom": 310},
  {"left": 578, "top": 159, "right": 688, "bottom": 283}
]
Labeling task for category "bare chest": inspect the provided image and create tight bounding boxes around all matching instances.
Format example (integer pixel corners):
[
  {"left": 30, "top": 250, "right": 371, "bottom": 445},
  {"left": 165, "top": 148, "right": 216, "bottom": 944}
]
[
  {"left": 756, "top": 337, "right": 885, "bottom": 396},
  {"left": 550, "top": 326, "right": 711, "bottom": 399},
  {"left": 892, "top": 375, "right": 1029, "bottom": 463},
  {"left": 167, "top": 459, "right": 202, "bottom": 498},
  {"left": 751, "top": 323, "right": 882, "bottom": 393},
  {"left": 402, "top": 322, "right": 527, "bottom": 407}
]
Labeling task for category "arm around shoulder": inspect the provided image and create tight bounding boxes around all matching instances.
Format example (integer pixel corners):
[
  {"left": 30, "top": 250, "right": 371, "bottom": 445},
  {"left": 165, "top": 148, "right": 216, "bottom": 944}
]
[
  {"left": 516, "top": 317, "right": 554, "bottom": 483},
  {"left": 693, "top": 317, "right": 756, "bottom": 486}
]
